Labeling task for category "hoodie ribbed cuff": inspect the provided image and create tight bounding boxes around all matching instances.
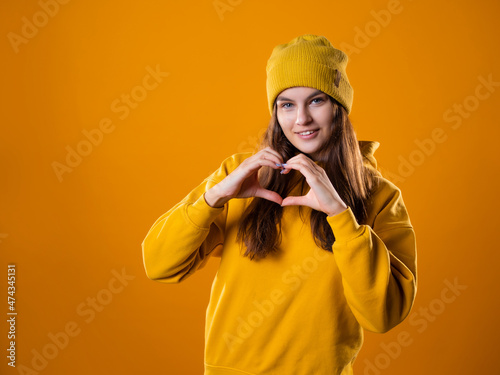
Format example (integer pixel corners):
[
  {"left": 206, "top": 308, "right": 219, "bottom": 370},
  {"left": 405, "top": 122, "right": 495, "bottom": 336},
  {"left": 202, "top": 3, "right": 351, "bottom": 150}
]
[
  {"left": 326, "top": 207, "right": 363, "bottom": 241},
  {"left": 185, "top": 194, "right": 224, "bottom": 230}
]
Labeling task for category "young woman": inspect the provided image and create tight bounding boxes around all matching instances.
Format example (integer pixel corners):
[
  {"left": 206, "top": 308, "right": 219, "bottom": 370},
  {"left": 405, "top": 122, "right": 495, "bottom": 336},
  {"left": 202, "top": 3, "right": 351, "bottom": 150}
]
[{"left": 142, "top": 34, "right": 417, "bottom": 375}]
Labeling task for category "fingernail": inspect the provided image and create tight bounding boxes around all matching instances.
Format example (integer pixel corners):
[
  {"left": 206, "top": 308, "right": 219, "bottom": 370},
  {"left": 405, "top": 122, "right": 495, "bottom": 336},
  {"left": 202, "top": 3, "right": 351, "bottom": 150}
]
[
  {"left": 281, "top": 163, "right": 287, "bottom": 166},
  {"left": 276, "top": 163, "right": 282, "bottom": 167},
  {"left": 280, "top": 169, "right": 286, "bottom": 174}
]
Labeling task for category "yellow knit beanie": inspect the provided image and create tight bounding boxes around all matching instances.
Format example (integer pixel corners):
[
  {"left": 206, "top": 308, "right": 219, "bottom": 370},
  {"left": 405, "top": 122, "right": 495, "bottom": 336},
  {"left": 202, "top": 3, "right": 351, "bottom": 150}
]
[{"left": 266, "top": 34, "right": 353, "bottom": 115}]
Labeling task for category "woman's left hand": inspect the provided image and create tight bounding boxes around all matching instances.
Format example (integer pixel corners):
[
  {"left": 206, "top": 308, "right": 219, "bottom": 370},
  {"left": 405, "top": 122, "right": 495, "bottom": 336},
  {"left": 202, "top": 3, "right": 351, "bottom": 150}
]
[{"left": 280, "top": 154, "right": 348, "bottom": 217}]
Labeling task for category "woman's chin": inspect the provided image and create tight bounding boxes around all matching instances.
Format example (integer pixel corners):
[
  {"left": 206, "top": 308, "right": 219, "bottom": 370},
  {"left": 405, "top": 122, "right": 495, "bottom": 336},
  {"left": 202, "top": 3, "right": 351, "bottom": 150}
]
[{"left": 294, "top": 145, "right": 320, "bottom": 159}]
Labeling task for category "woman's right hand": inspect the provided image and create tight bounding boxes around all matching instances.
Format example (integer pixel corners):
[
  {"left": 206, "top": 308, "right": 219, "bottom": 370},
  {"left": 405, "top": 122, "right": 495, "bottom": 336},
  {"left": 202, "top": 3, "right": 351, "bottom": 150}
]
[{"left": 204, "top": 148, "right": 284, "bottom": 208}]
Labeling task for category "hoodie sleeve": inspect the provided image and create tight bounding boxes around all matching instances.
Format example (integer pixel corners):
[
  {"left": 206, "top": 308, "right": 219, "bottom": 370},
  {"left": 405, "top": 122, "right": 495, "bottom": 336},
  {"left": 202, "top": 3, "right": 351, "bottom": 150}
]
[
  {"left": 141, "top": 154, "right": 249, "bottom": 283},
  {"left": 327, "top": 177, "right": 417, "bottom": 333}
]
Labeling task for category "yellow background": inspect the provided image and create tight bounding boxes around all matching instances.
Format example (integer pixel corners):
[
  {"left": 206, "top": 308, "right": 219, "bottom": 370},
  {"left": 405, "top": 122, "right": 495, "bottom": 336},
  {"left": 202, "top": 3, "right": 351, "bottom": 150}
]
[{"left": 1, "top": 0, "right": 500, "bottom": 374}]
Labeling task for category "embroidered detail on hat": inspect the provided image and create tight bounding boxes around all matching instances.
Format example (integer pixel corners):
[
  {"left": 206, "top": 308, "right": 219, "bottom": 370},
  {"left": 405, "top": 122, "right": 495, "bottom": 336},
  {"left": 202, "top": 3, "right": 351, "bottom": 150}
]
[{"left": 334, "top": 69, "right": 341, "bottom": 88}]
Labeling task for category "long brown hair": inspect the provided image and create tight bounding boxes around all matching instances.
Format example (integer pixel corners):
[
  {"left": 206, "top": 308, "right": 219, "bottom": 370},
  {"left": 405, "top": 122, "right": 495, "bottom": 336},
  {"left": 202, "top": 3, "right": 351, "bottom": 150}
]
[{"left": 237, "top": 96, "right": 379, "bottom": 260}]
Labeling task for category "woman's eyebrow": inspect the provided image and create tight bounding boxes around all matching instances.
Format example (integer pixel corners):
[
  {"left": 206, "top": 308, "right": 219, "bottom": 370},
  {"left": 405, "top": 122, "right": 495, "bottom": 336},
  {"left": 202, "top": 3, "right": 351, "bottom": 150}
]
[{"left": 276, "top": 89, "right": 324, "bottom": 102}]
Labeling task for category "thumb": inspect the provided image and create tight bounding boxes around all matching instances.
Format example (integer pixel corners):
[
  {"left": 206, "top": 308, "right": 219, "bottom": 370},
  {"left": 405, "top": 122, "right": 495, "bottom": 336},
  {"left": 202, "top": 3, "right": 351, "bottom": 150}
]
[
  {"left": 281, "top": 195, "right": 308, "bottom": 207},
  {"left": 254, "top": 188, "right": 283, "bottom": 205}
]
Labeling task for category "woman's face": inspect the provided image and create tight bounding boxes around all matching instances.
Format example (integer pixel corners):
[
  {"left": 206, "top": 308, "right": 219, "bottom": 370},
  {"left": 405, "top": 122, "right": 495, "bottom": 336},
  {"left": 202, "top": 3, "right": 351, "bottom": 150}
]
[{"left": 276, "top": 86, "right": 334, "bottom": 160}]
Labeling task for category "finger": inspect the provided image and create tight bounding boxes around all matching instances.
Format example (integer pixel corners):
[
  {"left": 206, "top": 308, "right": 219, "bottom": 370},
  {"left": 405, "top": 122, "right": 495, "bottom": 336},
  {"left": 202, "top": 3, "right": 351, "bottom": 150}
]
[
  {"left": 250, "top": 151, "right": 284, "bottom": 170},
  {"left": 281, "top": 195, "right": 310, "bottom": 207},
  {"left": 240, "top": 157, "right": 282, "bottom": 177},
  {"left": 285, "top": 153, "right": 314, "bottom": 165},
  {"left": 285, "top": 155, "right": 321, "bottom": 171},
  {"left": 249, "top": 157, "right": 284, "bottom": 171},
  {"left": 254, "top": 188, "right": 283, "bottom": 205},
  {"left": 260, "top": 147, "right": 284, "bottom": 162},
  {"left": 252, "top": 148, "right": 283, "bottom": 166},
  {"left": 280, "top": 160, "right": 319, "bottom": 181}
]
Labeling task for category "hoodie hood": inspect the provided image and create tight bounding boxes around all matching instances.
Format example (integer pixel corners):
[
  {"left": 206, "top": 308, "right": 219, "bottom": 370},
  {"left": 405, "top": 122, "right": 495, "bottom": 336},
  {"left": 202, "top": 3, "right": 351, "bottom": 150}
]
[{"left": 359, "top": 140, "right": 380, "bottom": 170}]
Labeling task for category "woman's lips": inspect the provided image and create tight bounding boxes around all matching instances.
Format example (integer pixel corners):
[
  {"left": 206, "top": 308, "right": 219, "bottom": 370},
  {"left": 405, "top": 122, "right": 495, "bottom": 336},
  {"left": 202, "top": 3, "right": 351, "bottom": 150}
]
[{"left": 295, "top": 129, "right": 319, "bottom": 139}]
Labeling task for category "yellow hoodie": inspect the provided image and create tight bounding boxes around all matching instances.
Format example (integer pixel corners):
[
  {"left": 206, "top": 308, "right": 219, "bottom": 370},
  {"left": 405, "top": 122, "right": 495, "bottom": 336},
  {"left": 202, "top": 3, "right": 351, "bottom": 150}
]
[{"left": 142, "top": 141, "right": 417, "bottom": 375}]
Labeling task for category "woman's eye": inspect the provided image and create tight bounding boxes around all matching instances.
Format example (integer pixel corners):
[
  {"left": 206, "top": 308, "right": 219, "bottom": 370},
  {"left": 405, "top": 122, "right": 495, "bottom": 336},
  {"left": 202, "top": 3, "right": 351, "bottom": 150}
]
[
  {"left": 311, "top": 97, "right": 324, "bottom": 104},
  {"left": 281, "top": 103, "right": 293, "bottom": 109}
]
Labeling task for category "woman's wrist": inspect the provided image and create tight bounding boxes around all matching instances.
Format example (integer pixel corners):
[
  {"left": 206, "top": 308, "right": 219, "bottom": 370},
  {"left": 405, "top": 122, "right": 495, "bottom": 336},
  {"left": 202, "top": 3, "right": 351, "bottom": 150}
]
[
  {"left": 204, "top": 186, "right": 230, "bottom": 208},
  {"left": 326, "top": 203, "right": 348, "bottom": 217}
]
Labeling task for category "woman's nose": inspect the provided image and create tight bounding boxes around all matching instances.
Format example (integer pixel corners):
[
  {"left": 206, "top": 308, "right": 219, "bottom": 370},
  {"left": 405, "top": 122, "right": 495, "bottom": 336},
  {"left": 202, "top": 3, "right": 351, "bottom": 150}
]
[{"left": 295, "top": 106, "right": 312, "bottom": 125}]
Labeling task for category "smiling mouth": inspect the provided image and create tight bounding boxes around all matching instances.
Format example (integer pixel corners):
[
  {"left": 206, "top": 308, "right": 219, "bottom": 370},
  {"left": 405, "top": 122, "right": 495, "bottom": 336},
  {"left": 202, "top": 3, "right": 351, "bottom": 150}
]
[{"left": 295, "top": 130, "right": 318, "bottom": 136}]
